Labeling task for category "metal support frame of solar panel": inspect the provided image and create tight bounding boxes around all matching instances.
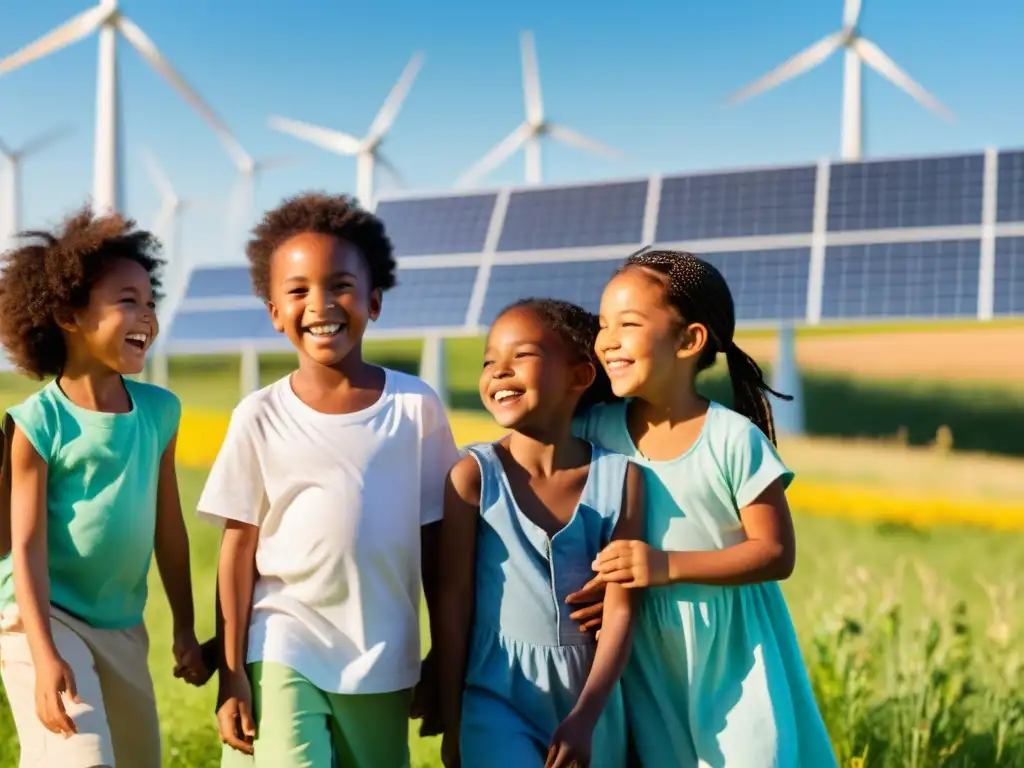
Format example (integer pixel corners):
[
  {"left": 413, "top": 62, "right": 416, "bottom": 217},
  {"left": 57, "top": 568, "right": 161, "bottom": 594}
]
[{"left": 160, "top": 147, "right": 1024, "bottom": 354}]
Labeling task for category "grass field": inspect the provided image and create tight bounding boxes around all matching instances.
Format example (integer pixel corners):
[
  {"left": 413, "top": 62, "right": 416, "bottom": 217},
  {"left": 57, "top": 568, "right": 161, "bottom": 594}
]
[{"left": 0, "top": 338, "right": 1022, "bottom": 766}]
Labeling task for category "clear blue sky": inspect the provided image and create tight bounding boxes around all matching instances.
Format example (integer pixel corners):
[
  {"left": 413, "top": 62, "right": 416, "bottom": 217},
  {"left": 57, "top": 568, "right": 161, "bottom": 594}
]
[{"left": 1, "top": 0, "right": 1021, "bottom": 267}]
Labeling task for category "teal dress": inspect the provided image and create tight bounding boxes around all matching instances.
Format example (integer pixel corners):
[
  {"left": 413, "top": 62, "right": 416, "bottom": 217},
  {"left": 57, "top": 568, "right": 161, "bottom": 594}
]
[
  {"left": 575, "top": 401, "right": 836, "bottom": 768},
  {"left": 459, "top": 442, "right": 628, "bottom": 768}
]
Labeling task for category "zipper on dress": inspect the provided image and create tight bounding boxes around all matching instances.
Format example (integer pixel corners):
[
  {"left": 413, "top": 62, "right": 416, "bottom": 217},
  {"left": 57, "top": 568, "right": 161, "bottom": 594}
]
[{"left": 547, "top": 537, "right": 560, "bottom": 639}]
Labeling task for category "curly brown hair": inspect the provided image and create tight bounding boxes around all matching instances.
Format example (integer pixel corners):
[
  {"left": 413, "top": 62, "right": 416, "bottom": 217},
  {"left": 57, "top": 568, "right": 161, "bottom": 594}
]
[
  {"left": 245, "top": 192, "right": 397, "bottom": 302},
  {"left": 0, "top": 206, "right": 164, "bottom": 379}
]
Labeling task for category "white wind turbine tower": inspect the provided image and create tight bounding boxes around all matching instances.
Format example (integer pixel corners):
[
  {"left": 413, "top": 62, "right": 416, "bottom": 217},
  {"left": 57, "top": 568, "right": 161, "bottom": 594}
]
[
  {"left": 0, "top": 0, "right": 251, "bottom": 214},
  {"left": 225, "top": 153, "right": 298, "bottom": 255},
  {"left": 0, "top": 124, "right": 73, "bottom": 246},
  {"left": 728, "top": 0, "right": 953, "bottom": 161},
  {"left": 456, "top": 31, "right": 621, "bottom": 188},
  {"left": 142, "top": 147, "right": 190, "bottom": 291},
  {"left": 269, "top": 52, "right": 424, "bottom": 207}
]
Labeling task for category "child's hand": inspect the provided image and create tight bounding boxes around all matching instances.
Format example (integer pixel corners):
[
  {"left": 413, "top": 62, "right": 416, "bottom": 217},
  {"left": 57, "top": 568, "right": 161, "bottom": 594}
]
[
  {"left": 592, "top": 539, "right": 669, "bottom": 589},
  {"left": 34, "top": 651, "right": 80, "bottom": 737},
  {"left": 565, "top": 576, "right": 607, "bottom": 634},
  {"left": 546, "top": 710, "right": 596, "bottom": 768},
  {"left": 441, "top": 730, "right": 461, "bottom": 768},
  {"left": 172, "top": 628, "right": 208, "bottom": 686},
  {"left": 411, "top": 649, "right": 442, "bottom": 736},
  {"left": 217, "top": 670, "right": 256, "bottom": 755}
]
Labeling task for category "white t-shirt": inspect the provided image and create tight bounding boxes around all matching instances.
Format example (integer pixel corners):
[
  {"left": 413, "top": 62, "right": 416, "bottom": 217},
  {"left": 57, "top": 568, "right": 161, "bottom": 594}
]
[{"left": 197, "top": 368, "right": 459, "bottom": 695}]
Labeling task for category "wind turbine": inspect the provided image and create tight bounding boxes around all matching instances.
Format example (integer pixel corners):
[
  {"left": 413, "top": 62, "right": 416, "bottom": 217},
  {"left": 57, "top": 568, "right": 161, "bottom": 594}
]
[
  {"left": 727, "top": 0, "right": 953, "bottom": 161},
  {"left": 269, "top": 52, "right": 423, "bottom": 207},
  {"left": 225, "top": 154, "right": 298, "bottom": 255},
  {"left": 0, "top": 124, "right": 73, "bottom": 245},
  {"left": 455, "top": 31, "right": 621, "bottom": 188},
  {"left": 142, "top": 147, "right": 190, "bottom": 286},
  {"left": 0, "top": 0, "right": 250, "bottom": 214}
]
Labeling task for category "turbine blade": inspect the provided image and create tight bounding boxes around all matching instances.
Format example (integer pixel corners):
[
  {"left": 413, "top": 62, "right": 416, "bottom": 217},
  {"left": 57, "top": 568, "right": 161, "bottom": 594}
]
[
  {"left": 546, "top": 124, "right": 622, "bottom": 160},
  {"left": 728, "top": 32, "right": 843, "bottom": 104},
  {"left": 455, "top": 123, "right": 533, "bottom": 188},
  {"left": 853, "top": 38, "right": 954, "bottom": 121},
  {"left": 18, "top": 122, "right": 74, "bottom": 157},
  {"left": 376, "top": 153, "right": 406, "bottom": 189},
  {"left": 268, "top": 116, "right": 363, "bottom": 155},
  {"left": 520, "top": 31, "right": 544, "bottom": 125},
  {"left": 115, "top": 15, "right": 253, "bottom": 170},
  {"left": 366, "top": 52, "right": 424, "bottom": 143},
  {"left": 844, "top": 0, "right": 863, "bottom": 28},
  {"left": 152, "top": 199, "right": 175, "bottom": 240},
  {"left": 254, "top": 154, "right": 300, "bottom": 171},
  {"left": 0, "top": 4, "right": 108, "bottom": 76},
  {"left": 141, "top": 146, "right": 175, "bottom": 201},
  {"left": 0, "top": 136, "right": 12, "bottom": 159}
]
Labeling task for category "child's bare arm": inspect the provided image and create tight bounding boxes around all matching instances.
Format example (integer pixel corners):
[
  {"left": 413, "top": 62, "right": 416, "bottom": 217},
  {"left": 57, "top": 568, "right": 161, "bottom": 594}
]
[
  {"left": 573, "top": 463, "right": 643, "bottom": 718},
  {"left": 438, "top": 457, "right": 481, "bottom": 766},
  {"left": 153, "top": 431, "right": 204, "bottom": 682},
  {"left": 9, "top": 426, "right": 78, "bottom": 736}
]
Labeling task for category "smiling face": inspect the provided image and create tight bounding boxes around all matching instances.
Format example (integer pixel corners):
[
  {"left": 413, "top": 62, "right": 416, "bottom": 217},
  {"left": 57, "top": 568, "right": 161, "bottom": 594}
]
[
  {"left": 479, "top": 306, "right": 593, "bottom": 431},
  {"left": 61, "top": 257, "right": 158, "bottom": 375},
  {"left": 267, "top": 232, "right": 381, "bottom": 367},
  {"left": 597, "top": 267, "right": 707, "bottom": 401}
]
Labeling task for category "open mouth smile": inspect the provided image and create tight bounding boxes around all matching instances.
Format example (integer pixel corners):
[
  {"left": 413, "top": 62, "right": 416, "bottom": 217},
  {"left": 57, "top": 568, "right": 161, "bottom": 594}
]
[
  {"left": 125, "top": 332, "right": 149, "bottom": 350},
  {"left": 604, "top": 358, "right": 634, "bottom": 375},
  {"left": 304, "top": 323, "right": 344, "bottom": 339},
  {"left": 491, "top": 388, "right": 525, "bottom": 406}
]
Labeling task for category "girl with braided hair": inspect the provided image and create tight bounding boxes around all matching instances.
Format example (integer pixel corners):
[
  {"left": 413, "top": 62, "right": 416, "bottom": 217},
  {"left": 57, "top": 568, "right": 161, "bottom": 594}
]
[{"left": 570, "top": 249, "right": 835, "bottom": 766}]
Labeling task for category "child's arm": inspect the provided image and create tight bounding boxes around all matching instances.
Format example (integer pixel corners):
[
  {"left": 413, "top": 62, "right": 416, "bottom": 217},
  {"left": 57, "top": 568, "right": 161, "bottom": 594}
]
[
  {"left": 438, "top": 457, "right": 481, "bottom": 768},
  {"left": 547, "top": 463, "right": 644, "bottom": 768},
  {"left": 594, "top": 480, "right": 795, "bottom": 588},
  {"left": 8, "top": 426, "right": 79, "bottom": 737},
  {"left": 216, "top": 520, "right": 258, "bottom": 755},
  {"left": 152, "top": 431, "right": 204, "bottom": 683}
]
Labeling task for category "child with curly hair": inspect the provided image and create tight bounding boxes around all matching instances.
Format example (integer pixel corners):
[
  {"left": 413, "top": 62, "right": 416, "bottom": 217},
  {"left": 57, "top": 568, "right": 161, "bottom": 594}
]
[
  {"left": 0, "top": 207, "right": 205, "bottom": 768},
  {"left": 201, "top": 192, "right": 459, "bottom": 767}
]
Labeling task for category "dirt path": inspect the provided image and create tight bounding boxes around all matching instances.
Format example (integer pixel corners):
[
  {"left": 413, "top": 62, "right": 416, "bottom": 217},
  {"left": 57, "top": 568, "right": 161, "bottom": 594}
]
[{"left": 737, "top": 328, "right": 1024, "bottom": 387}]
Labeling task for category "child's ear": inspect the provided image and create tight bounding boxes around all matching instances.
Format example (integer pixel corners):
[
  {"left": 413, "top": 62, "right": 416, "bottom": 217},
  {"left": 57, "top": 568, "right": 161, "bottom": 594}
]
[
  {"left": 53, "top": 308, "right": 78, "bottom": 334},
  {"left": 676, "top": 322, "right": 709, "bottom": 362},
  {"left": 368, "top": 288, "right": 383, "bottom": 322},
  {"left": 571, "top": 361, "right": 597, "bottom": 395},
  {"left": 267, "top": 301, "right": 285, "bottom": 333}
]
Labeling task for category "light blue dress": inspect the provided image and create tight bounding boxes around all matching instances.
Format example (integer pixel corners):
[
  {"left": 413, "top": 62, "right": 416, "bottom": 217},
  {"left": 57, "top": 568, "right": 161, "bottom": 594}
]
[
  {"left": 459, "top": 441, "right": 629, "bottom": 768},
  {"left": 575, "top": 401, "right": 837, "bottom": 768}
]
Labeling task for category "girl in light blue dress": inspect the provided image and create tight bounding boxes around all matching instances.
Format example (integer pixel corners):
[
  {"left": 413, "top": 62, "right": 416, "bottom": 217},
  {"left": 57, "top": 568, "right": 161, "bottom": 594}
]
[
  {"left": 573, "top": 249, "right": 837, "bottom": 767},
  {"left": 438, "top": 299, "right": 644, "bottom": 768}
]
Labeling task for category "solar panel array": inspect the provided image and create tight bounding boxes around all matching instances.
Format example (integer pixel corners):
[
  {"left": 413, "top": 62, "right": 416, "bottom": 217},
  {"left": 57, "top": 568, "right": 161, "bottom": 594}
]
[{"left": 163, "top": 148, "right": 1024, "bottom": 353}]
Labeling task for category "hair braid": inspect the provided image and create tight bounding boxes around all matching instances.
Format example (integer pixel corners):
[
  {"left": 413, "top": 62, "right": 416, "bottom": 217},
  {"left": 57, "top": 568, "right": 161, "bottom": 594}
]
[{"left": 621, "top": 248, "right": 791, "bottom": 445}]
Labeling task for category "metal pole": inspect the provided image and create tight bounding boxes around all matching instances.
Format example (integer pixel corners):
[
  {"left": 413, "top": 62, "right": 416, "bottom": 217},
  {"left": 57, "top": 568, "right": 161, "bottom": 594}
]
[
  {"left": 419, "top": 333, "right": 448, "bottom": 408},
  {"left": 771, "top": 323, "right": 804, "bottom": 436}
]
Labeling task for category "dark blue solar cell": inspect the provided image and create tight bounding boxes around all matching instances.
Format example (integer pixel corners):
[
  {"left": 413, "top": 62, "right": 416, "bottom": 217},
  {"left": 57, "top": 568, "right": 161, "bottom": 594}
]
[
  {"left": 996, "top": 151, "right": 1024, "bottom": 223},
  {"left": 656, "top": 166, "right": 816, "bottom": 241},
  {"left": 480, "top": 249, "right": 809, "bottom": 327},
  {"left": 374, "top": 266, "right": 478, "bottom": 330},
  {"left": 496, "top": 182, "right": 647, "bottom": 252},
  {"left": 169, "top": 307, "right": 276, "bottom": 344},
  {"left": 480, "top": 260, "right": 622, "bottom": 324},
  {"left": 820, "top": 240, "right": 980, "bottom": 319},
  {"left": 828, "top": 155, "right": 984, "bottom": 231},
  {"left": 375, "top": 195, "right": 496, "bottom": 256},
  {"left": 185, "top": 266, "right": 252, "bottom": 298},
  {"left": 994, "top": 237, "right": 1024, "bottom": 316}
]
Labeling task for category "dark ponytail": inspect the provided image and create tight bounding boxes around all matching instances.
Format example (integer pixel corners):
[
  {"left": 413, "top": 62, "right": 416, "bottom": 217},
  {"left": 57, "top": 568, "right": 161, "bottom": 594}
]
[{"left": 622, "top": 248, "right": 790, "bottom": 446}]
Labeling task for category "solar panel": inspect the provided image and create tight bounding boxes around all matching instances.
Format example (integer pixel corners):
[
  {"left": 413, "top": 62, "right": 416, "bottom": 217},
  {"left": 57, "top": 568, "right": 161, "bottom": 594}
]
[
  {"left": 821, "top": 240, "right": 981, "bottom": 319},
  {"left": 828, "top": 155, "right": 984, "bottom": 231},
  {"left": 497, "top": 182, "right": 647, "bottom": 252},
  {"left": 169, "top": 307, "right": 276, "bottom": 345},
  {"left": 996, "top": 151, "right": 1024, "bottom": 223},
  {"left": 375, "top": 266, "right": 478, "bottom": 330},
  {"left": 699, "top": 248, "right": 811, "bottom": 322},
  {"left": 374, "top": 194, "right": 496, "bottom": 256},
  {"left": 185, "top": 266, "right": 252, "bottom": 299},
  {"left": 657, "top": 166, "right": 816, "bottom": 241},
  {"left": 993, "top": 237, "right": 1024, "bottom": 316},
  {"left": 480, "top": 248, "right": 809, "bottom": 327},
  {"left": 479, "top": 260, "right": 622, "bottom": 324}
]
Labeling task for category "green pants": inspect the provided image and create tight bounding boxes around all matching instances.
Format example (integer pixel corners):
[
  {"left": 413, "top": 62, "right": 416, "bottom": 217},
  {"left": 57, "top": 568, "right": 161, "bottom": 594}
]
[{"left": 220, "top": 662, "right": 412, "bottom": 768}]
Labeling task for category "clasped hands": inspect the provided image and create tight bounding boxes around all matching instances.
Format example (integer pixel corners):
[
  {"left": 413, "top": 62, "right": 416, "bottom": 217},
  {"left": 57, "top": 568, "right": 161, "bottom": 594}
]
[{"left": 565, "top": 540, "right": 670, "bottom": 633}]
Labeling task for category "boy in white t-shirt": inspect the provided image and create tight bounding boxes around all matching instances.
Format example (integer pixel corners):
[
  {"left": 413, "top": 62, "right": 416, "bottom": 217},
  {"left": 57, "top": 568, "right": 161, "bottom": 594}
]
[{"left": 199, "top": 192, "right": 459, "bottom": 767}]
